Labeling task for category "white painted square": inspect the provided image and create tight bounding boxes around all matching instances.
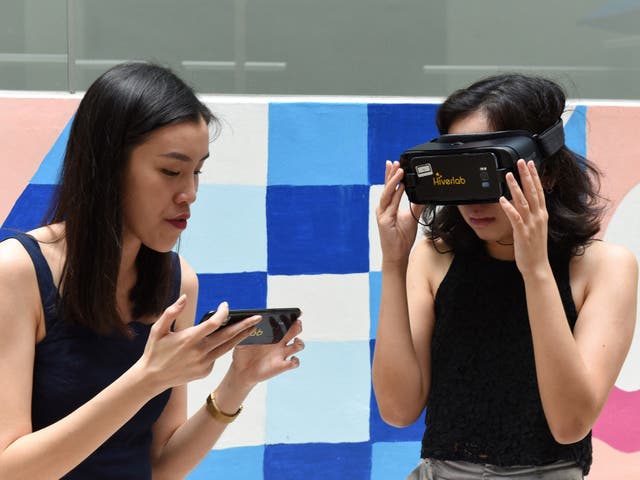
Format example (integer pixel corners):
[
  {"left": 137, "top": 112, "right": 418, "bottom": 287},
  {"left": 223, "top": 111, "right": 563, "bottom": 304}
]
[
  {"left": 201, "top": 102, "right": 268, "bottom": 186},
  {"left": 267, "top": 273, "right": 370, "bottom": 341}
]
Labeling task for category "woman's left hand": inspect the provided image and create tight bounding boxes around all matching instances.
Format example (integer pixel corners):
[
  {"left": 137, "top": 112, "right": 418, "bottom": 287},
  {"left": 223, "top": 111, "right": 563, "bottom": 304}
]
[
  {"left": 227, "top": 319, "right": 304, "bottom": 388},
  {"left": 499, "top": 159, "right": 551, "bottom": 277}
]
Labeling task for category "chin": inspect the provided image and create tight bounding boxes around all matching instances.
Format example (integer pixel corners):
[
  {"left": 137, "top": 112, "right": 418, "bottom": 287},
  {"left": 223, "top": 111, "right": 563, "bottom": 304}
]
[{"left": 142, "top": 237, "right": 179, "bottom": 254}]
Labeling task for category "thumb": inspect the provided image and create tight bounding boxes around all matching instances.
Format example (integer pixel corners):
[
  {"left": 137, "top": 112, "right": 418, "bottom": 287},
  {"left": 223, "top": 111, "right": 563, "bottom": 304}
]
[{"left": 152, "top": 294, "right": 188, "bottom": 336}]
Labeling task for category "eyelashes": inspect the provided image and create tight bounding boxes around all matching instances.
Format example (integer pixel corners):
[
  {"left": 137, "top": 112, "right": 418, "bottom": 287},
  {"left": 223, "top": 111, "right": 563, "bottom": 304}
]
[{"left": 161, "top": 169, "right": 203, "bottom": 177}]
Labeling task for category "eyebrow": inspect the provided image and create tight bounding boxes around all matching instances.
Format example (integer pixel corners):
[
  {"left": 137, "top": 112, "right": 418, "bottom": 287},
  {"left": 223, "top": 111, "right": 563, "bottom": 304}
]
[{"left": 159, "top": 152, "right": 210, "bottom": 162}]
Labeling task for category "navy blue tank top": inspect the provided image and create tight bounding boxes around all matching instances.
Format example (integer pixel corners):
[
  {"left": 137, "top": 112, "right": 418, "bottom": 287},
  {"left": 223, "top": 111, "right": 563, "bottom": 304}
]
[
  {"left": 422, "top": 246, "right": 592, "bottom": 474},
  {"left": 11, "top": 233, "right": 178, "bottom": 479}
]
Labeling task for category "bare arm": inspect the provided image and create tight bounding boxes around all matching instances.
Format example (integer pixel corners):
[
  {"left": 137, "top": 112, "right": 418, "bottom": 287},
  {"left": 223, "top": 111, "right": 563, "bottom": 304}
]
[
  {"left": 372, "top": 161, "right": 441, "bottom": 426},
  {"left": 372, "top": 240, "right": 440, "bottom": 426},
  {"left": 500, "top": 160, "right": 638, "bottom": 443},
  {"left": 524, "top": 242, "right": 637, "bottom": 443}
]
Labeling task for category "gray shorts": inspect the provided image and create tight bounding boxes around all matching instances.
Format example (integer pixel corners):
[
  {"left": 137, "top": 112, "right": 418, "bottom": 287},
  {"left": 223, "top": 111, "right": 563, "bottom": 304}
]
[{"left": 406, "top": 458, "right": 583, "bottom": 480}]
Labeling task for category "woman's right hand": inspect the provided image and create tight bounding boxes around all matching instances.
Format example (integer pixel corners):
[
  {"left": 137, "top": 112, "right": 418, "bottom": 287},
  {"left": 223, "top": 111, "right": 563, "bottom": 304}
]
[
  {"left": 376, "top": 161, "right": 425, "bottom": 265},
  {"left": 137, "top": 296, "right": 260, "bottom": 395}
]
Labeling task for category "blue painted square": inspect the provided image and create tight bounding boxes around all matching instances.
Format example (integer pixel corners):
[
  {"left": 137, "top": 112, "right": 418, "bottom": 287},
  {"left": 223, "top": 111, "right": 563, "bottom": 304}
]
[
  {"left": 2, "top": 184, "right": 56, "bottom": 233},
  {"left": 368, "top": 104, "right": 440, "bottom": 185},
  {"left": 264, "top": 442, "right": 371, "bottom": 480},
  {"left": 180, "top": 184, "right": 267, "bottom": 273},
  {"left": 369, "top": 340, "right": 426, "bottom": 442},
  {"left": 187, "top": 445, "right": 264, "bottom": 480},
  {"left": 371, "top": 441, "right": 422, "bottom": 480},
  {"left": 268, "top": 103, "right": 368, "bottom": 186},
  {"left": 369, "top": 271, "right": 382, "bottom": 339},
  {"left": 265, "top": 340, "right": 371, "bottom": 444},
  {"left": 31, "top": 117, "right": 73, "bottom": 184},
  {"left": 195, "top": 272, "right": 267, "bottom": 325},
  {"left": 564, "top": 105, "right": 587, "bottom": 158},
  {"left": 266, "top": 185, "right": 369, "bottom": 275}
]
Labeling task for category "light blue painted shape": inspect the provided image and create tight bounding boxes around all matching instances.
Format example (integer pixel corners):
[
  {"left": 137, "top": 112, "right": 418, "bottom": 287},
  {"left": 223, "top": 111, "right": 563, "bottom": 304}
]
[
  {"left": 371, "top": 441, "right": 422, "bottom": 480},
  {"left": 265, "top": 340, "right": 371, "bottom": 444},
  {"left": 180, "top": 184, "right": 267, "bottom": 273},
  {"left": 564, "top": 105, "right": 587, "bottom": 158},
  {"left": 187, "top": 445, "right": 265, "bottom": 480},
  {"left": 268, "top": 103, "right": 368, "bottom": 185},
  {"left": 369, "top": 271, "right": 381, "bottom": 339},
  {"left": 31, "top": 116, "right": 73, "bottom": 184}
]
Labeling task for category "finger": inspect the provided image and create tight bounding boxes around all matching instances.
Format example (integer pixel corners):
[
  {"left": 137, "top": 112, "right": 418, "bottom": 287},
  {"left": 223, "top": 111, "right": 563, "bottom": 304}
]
[
  {"left": 285, "top": 355, "right": 301, "bottom": 370},
  {"left": 505, "top": 171, "right": 530, "bottom": 218},
  {"left": 192, "top": 301, "right": 229, "bottom": 337},
  {"left": 279, "top": 319, "right": 303, "bottom": 346},
  {"left": 152, "top": 294, "right": 187, "bottom": 336},
  {"left": 499, "top": 195, "right": 524, "bottom": 228},
  {"left": 517, "top": 159, "right": 540, "bottom": 211},
  {"left": 384, "top": 160, "right": 402, "bottom": 183},
  {"left": 204, "top": 313, "right": 262, "bottom": 345},
  {"left": 205, "top": 323, "right": 258, "bottom": 361},
  {"left": 283, "top": 337, "right": 305, "bottom": 358},
  {"left": 529, "top": 160, "right": 546, "bottom": 210},
  {"left": 386, "top": 181, "right": 405, "bottom": 214},
  {"left": 379, "top": 168, "right": 404, "bottom": 211},
  {"left": 383, "top": 160, "right": 392, "bottom": 184}
]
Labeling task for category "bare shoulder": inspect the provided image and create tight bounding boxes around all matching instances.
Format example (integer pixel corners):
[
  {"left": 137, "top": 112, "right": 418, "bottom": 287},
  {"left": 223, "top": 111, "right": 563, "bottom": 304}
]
[
  {"left": 571, "top": 240, "right": 638, "bottom": 279},
  {"left": 0, "top": 237, "right": 41, "bottom": 327},
  {"left": 570, "top": 240, "right": 637, "bottom": 309},
  {"left": 0, "top": 237, "right": 37, "bottom": 284},
  {"left": 177, "top": 254, "right": 199, "bottom": 297},
  {"left": 174, "top": 254, "right": 199, "bottom": 330},
  {"left": 409, "top": 236, "right": 454, "bottom": 297}
]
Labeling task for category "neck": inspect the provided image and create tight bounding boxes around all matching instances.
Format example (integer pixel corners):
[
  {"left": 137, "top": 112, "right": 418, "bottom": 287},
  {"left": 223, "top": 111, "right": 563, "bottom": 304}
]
[{"left": 485, "top": 240, "right": 515, "bottom": 261}]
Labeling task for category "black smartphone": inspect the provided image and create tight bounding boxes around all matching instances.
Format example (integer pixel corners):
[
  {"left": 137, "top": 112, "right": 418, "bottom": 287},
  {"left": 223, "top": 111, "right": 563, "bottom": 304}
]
[{"left": 200, "top": 307, "right": 301, "bottom": 345}]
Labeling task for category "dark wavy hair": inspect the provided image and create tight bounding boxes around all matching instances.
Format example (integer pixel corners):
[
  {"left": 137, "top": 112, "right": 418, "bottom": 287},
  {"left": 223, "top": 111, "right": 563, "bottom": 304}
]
[
  {"left": 423, "top": 73, "right": 605, "bottom": 257},
  {"left": 47, "top": 62, "right": 216, "bottom": 336}
]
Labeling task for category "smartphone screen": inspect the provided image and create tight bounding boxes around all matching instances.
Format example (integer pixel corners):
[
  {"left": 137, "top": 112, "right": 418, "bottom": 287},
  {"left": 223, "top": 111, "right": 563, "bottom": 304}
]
[{"left": 200, "top": 308, "right": 301, "bottom": 345}]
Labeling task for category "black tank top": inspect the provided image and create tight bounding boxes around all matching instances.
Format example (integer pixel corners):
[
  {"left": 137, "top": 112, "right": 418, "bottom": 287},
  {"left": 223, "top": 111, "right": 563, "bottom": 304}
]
[
  {"left": 9, "top": 233, "right": 179, "bottom": 479},
  {"left": 421, "top": 246, "right": 592, "bottom": 474}
]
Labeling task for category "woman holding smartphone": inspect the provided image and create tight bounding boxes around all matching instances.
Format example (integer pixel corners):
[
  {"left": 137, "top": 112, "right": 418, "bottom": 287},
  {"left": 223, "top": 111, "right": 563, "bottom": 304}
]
[
  {"left": 0, "top": 62, "right": 304, "bottom": 479},
  {"left": 373, "top": 74, "right": 637, "bottom": 479}
]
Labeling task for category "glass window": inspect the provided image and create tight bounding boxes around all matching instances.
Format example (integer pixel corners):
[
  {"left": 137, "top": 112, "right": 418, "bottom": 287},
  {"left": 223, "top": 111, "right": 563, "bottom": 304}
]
[{"left": 2, "top": 0, "right": 640, "bottom": 99}]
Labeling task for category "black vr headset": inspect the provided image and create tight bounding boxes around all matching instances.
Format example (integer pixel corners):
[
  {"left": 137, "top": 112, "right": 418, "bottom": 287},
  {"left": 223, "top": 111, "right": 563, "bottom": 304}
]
[{"left": 399, "top": 119, "right": 565, "bottom": 205}]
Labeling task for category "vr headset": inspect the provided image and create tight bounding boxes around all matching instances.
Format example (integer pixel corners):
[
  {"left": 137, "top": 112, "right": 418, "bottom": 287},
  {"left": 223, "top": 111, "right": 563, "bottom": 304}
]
[{"left": 399, "top": 119, "right": 565, "bottom": 205}]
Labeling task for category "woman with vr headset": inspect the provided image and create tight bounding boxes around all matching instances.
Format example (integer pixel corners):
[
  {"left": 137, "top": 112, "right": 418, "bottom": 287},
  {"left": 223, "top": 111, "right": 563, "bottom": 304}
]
[
  {"left": 373, "top": 74, "right": 637, "bottom": 479},
  {"left": 0, "top": 62, "right": 304, "bottom": 479}
]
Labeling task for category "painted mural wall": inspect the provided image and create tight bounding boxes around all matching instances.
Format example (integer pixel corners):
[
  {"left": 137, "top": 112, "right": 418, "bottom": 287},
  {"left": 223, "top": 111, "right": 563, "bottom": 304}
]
[{"left": 1, "top": 95, "right": 639, "bottom": 479}]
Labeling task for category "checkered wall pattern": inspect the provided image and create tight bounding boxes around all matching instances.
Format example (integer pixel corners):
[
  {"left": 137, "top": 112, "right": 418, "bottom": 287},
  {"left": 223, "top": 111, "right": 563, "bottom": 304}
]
[{"left": 4, "top": 101, "right": 621, "bottom": 479}]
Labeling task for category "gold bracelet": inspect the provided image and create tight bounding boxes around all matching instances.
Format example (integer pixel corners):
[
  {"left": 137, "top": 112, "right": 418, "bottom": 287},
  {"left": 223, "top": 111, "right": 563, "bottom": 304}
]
[{"left": 205, "top": 390, "right": 243, "bottom": 424}]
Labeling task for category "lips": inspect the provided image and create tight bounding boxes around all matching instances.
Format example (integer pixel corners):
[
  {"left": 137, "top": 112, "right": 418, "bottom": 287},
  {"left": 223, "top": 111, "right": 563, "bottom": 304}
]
[
  {"left": 166, "top": 214, "right": 190, "bottom": 231},
  {"left": 469, "top": 217, "right": 495, "bottom": 227}
]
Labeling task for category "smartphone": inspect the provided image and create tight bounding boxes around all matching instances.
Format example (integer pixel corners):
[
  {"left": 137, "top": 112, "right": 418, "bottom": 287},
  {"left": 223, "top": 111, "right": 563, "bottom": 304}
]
[{"left": 200, "top": 307, "right": 301, "bottom": 345}]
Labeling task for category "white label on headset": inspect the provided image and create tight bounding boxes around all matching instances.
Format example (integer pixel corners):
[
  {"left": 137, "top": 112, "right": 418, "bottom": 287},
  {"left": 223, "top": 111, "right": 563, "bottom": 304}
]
[{"left": 415, "top": 163, "right": 433, "bottom": 177}]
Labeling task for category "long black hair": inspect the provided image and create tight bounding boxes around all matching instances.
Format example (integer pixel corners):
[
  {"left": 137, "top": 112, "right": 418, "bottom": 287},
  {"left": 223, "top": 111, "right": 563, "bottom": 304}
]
[
  {"left": 424, "top": 73, "right": 604, "bottom": 256},
  {"left": 47, "top": 62, "right": 216, "bottom": 336}
]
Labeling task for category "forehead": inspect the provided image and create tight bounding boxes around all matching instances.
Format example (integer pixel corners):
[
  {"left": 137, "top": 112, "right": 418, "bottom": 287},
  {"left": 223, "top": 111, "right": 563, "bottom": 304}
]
[
  {"left": 448, "top": 110, "right": 493, "bottom": 135},
  {"left": 143, "top": 118, "right": 210, "bottom": 148}
]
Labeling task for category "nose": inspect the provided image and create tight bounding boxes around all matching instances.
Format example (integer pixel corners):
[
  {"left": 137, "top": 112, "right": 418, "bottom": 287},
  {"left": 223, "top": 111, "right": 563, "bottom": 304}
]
[{"left": 174, "top": 177, "right": 198, "bottom": 205}]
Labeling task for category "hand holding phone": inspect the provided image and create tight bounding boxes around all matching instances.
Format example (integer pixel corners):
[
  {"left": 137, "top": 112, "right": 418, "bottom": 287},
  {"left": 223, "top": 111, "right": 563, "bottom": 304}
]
[{"left": 200, "top": 308, "right": 301, "bottom": 345}]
